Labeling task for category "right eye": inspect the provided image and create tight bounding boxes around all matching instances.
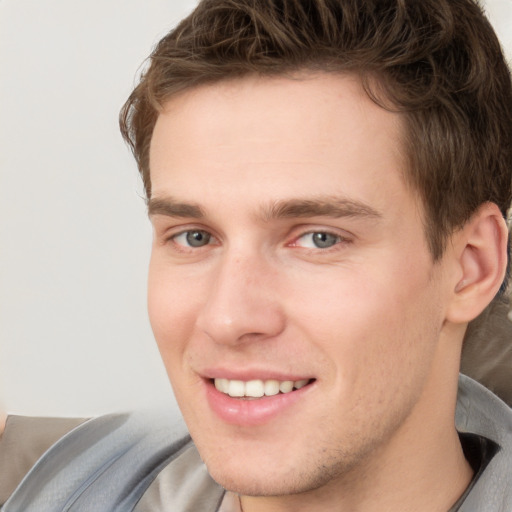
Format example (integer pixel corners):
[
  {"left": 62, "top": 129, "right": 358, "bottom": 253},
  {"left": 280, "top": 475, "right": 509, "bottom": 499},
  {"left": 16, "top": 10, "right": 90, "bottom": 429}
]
[{"left": 172, "top": 230, "right": 213, "bottom": 248}]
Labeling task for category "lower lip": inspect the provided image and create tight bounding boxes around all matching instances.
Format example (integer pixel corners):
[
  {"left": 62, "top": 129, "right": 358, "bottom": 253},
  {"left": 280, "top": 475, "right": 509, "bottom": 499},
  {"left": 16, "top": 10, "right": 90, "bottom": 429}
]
[{"left": 204, "top": 380, "right": 314, "bottom": 426}]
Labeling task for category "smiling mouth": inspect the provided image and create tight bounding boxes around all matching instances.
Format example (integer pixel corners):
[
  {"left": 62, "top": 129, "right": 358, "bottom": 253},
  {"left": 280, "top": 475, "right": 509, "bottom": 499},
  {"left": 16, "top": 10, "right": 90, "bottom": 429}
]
[{"left": 213, "top": 378, "right": 314, "bottom": 399}]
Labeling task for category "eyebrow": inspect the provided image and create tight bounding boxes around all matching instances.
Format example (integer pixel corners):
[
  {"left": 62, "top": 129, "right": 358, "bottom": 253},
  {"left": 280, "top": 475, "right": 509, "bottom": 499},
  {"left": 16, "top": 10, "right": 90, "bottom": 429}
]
[
  {"left": 261, "top": 197, "right": 382, "bottom": 221},
  {"left": 148, "top": 197, "right": 205, "bottom": 218},
  {"left": 147, "top": 195, "right": 381, "bottom": 222}
]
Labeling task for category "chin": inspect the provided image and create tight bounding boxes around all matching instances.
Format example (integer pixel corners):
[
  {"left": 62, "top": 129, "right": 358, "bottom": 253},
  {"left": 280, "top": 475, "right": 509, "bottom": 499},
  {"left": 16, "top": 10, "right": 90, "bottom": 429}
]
[
  {"left": 201, "top": 444, "right": 345, "bottom": 498},
  {"left": 207, "top": 465, "right": 313, "bottom": 497}
]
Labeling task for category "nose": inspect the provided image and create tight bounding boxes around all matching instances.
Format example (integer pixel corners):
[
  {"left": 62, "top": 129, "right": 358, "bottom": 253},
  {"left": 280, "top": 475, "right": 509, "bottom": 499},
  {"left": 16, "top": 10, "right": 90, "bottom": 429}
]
[{"left": 196, "top": 252, "right": 286, "bottom": 346}]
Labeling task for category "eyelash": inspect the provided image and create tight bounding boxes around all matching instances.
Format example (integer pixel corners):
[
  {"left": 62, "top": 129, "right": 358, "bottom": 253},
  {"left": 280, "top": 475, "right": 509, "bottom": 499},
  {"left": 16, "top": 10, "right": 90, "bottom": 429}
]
[
  {"left": 167, "top": 229, "right": 217, "bottom": 251},
  {"left": 165, "top": 227, "right": 350, "bottom": 253},
  {"left": 288, "top": 230, "right": 350, "bottom": 251}
]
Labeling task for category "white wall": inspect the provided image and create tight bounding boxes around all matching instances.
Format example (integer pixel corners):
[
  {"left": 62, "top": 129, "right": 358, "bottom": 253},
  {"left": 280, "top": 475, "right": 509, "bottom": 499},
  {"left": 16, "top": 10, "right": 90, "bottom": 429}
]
[
  {"left": 1, "top": 0, "right": 511, "bottom": 417},
  {"left": 0, "top": 0, "right": 197, "bottom": 416},
  {"left": 487, "top": 0, "right": 512, "bottom": 60}
]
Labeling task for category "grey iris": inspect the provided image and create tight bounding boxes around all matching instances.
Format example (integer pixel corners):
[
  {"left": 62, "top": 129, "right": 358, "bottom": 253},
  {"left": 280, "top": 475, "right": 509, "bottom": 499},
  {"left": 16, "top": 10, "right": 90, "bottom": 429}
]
[
  {"left": 312, "top": 232, "right": 338, "bottom": 248},
  {"left": 186, "top": 230, "right": 210, "bottom": 247}
]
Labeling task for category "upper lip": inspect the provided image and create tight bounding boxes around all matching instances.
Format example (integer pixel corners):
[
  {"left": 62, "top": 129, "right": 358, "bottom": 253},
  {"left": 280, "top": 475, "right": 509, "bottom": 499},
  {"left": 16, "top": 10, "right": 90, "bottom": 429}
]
[{"left": 199, "top": 367, "right": 314, "bottom": 382}]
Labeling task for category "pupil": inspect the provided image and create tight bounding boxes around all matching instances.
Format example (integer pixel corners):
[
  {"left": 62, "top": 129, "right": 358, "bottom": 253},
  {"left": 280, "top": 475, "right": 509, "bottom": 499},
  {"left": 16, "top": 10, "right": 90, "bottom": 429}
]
[
  {"left": 313, "top": 232, "right": 336, "bottom": 248},
  {"left": 186, "top": 231, "right": 210, "bottom": 247}
]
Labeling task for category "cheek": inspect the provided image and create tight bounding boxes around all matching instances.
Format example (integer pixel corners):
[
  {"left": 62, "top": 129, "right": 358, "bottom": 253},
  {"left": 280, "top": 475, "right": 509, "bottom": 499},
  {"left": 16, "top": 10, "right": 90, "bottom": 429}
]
[
  {"left": 147, "top": 259, "right": 200, "bottom": 365},
  {"left": 287, "top": 254, "right": 441, "bottom": 382},
  {"left": 147, "top": 264, "right": 206, "bottom": 417}
]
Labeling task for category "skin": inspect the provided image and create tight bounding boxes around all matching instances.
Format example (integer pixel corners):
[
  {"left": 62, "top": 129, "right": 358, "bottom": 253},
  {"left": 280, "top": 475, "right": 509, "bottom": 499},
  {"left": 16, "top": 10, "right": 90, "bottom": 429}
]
[{"left": 147, "top": 73, "right": 502, "bottom": 511}]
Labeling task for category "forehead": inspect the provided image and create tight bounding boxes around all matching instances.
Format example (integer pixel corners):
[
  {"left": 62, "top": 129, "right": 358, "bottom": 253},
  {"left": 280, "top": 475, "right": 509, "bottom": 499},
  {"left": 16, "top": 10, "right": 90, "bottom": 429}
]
[{"left": 148, "top": 73, "right": 412, "bottom": 218}]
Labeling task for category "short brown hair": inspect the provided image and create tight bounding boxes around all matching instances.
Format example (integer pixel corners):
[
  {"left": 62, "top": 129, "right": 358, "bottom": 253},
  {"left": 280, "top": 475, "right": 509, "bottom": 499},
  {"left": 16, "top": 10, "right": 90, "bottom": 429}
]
[{"left": 120, "top": 0, "right": 512, "bottom": 259}]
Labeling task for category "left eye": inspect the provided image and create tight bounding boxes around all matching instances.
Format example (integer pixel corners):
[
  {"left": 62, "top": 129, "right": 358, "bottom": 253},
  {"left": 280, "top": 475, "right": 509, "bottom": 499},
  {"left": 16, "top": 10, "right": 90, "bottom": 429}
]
[
  {"left": 173, "top": 230, "right": 213, "bottom": 248},
  {"left": 295, "top": 232, "right": 342, "bottom": 249}
]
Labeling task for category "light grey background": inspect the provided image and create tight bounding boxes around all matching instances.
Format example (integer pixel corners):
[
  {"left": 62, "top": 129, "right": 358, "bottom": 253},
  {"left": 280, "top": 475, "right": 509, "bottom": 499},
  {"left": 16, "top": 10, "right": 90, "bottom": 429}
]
[{"left": 1, "top": 0, "right": 511, "bottom": 417}]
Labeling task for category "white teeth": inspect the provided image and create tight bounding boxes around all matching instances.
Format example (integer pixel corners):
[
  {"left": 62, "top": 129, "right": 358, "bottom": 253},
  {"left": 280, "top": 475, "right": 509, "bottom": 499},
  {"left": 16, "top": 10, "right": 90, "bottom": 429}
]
[
  {"left": 214, "top": 378, "right": 229, "bottom": 394},
  {"left": 279, "top": 380, "right": 294, "bottom": 393},
  {"left": 214, "top": 378, "right": 311, "bottom": 398},
  {"left": 245, "top": 380, "right": 264, "bottom": 397},
  {"left": 294, "top": 379, "right": 309, "bottom": 389},
  {"left": 264, "top": 380, "right": 280, "bottom": 396},
  {"left": 228, "top": 380, "right": 245, "bottom": 397}
]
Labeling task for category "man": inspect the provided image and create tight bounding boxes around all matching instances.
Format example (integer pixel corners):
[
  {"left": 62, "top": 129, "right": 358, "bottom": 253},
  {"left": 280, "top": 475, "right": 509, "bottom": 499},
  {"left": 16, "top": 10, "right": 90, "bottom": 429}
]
[{"left": 3, "top": 0, "right": 512, "bottom": 510}]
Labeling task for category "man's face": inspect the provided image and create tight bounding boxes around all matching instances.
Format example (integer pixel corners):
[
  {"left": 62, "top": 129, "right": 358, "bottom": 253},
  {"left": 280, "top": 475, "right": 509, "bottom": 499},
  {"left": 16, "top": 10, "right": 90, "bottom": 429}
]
[{"left": 148, "top": 74, "right": 452, "bottom": 496}]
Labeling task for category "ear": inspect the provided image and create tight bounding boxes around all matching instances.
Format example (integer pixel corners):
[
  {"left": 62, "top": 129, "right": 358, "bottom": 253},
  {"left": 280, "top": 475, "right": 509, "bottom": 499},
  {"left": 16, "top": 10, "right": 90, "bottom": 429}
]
[{"left": 446, "top": 202, "right": 509, "bottom": 324}]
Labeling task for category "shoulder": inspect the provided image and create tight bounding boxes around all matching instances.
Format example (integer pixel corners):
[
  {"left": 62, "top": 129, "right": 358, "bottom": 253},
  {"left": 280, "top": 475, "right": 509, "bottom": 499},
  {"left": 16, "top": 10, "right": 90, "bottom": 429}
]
[
  {"left": 3, "top": 411, "right": 223, "bottom": 512},
  {"left": 456, "top": 375, "right": 512, "bottom": 510},
  {"left": 0, "top": 415, "right": 87, "bottom": 506}
]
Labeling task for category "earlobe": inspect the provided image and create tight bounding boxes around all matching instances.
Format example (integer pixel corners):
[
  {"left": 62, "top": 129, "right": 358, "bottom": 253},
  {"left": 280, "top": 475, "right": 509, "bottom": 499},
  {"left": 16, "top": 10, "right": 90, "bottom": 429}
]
[{"left": 446, "top": 203, "right": 509, "bottom": 324}]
